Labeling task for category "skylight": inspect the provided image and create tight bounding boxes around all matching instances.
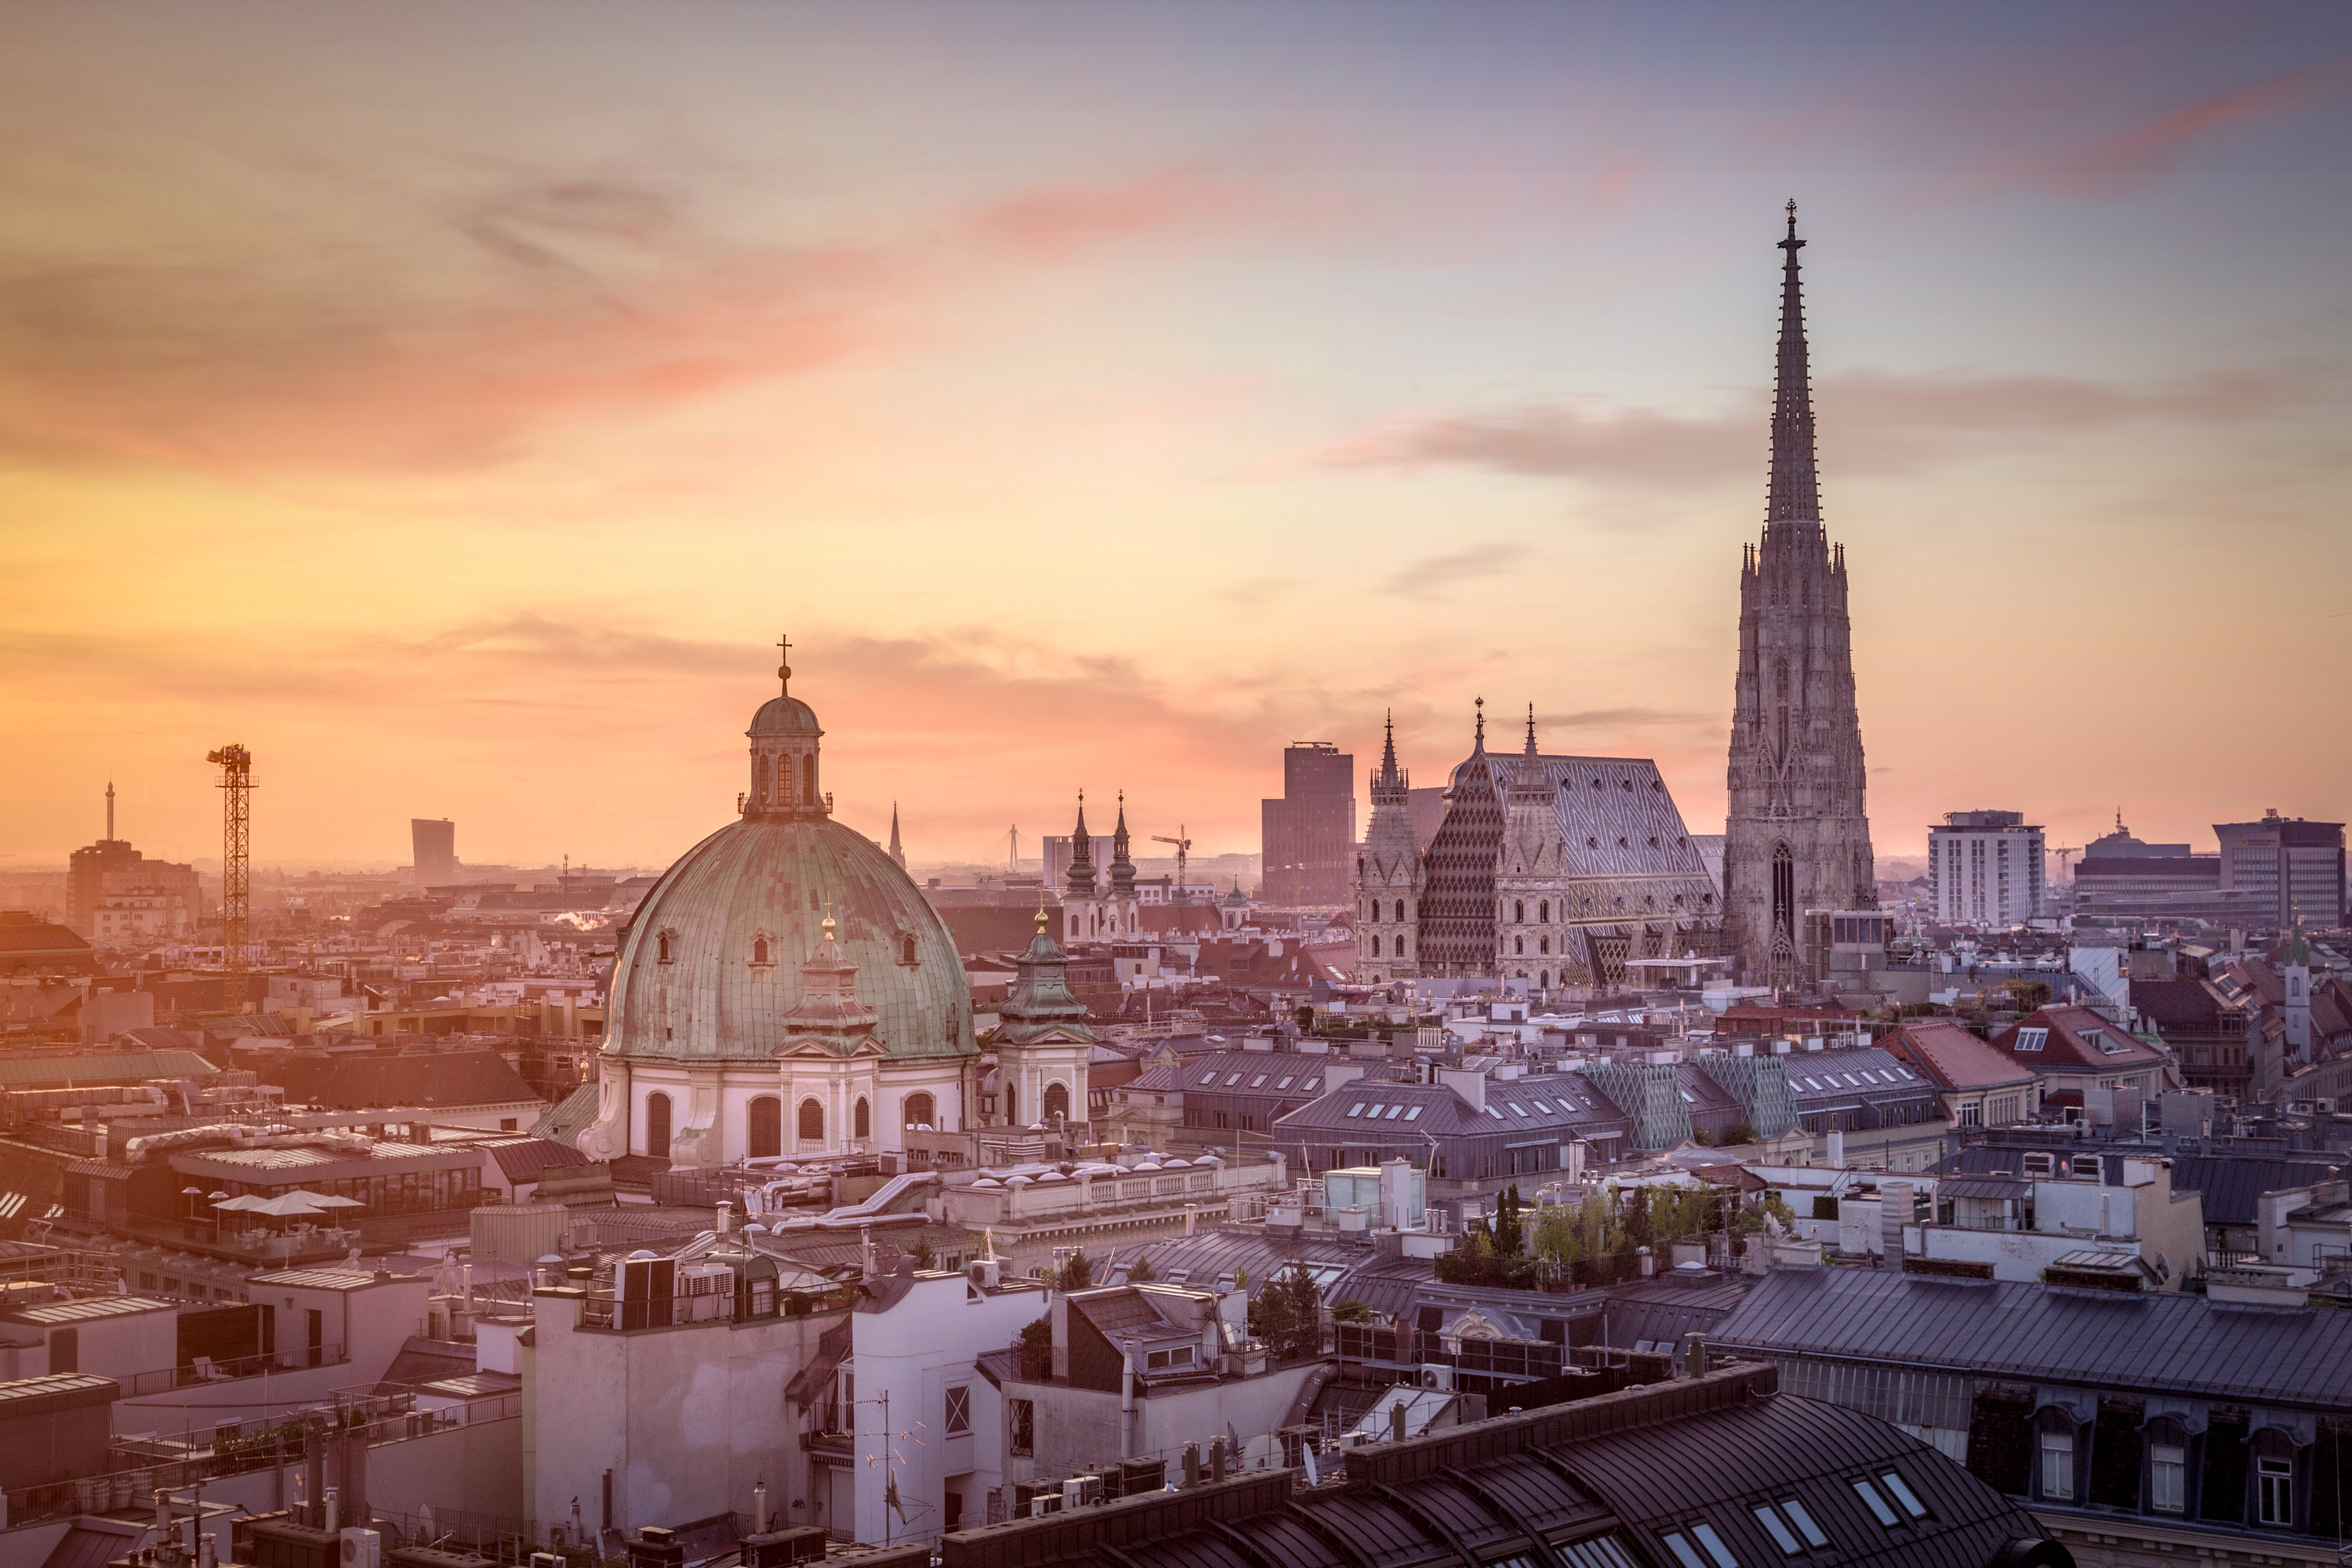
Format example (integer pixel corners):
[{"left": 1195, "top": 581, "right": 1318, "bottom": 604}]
[
  {"left": 1276, "top": 1076, "right": 1295, "bottom": 1090},
  {"left": 1383, "top": 1104, "right": 1406, "bottom": 1119},
  {"left": 1347, "top": 1103, "right": 1367, "bottom": 1118},
  {"left": 1404, "top": 1106, "right": 1423, "bottom": 1121}
]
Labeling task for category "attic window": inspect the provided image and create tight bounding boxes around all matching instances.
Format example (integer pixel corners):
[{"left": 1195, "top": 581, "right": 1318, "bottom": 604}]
[
  {"left": 751, "top": 936, "right": 772, "bottom": 966},
  {"left": 1276, "top": 1076, "right": 1295, "bottom": 1090},
  {"left": 1404, "top": 1106, "right": 1422, "bottom": 1121},
  {"left": 1304, "top": 1079, "right": 1320, "bottom": 1091},
  {"left": 2015, "top": 1028, "right": 2049, "bottom": 1052},
  {"left": 1383, "top": 1104, "right": 1406, "bottom": 1120},
  {"left": 1348, "top": 1103, "right": 1368, "bottom": 1118},
  {"left": 1250, "top": 1074, "right": 1269, "bottom": 1088},
  {"left": 1225, "top": 1073, "right": 1244, "bottom": 1087},
  {"left": 898, "top": 934, "right": 920, "bottom": 966},
  {"left": 656, "top": 931, "right": 677, "bottom": 965}
]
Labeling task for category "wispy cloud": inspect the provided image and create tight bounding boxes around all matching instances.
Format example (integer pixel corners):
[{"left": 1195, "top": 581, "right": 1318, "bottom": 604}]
[
  {"left": 1379, "top": 543, "right": 1534, "bottom": 596},
  {"left": 1330, "top": 365, "right": 2318, "bottom": 485}
]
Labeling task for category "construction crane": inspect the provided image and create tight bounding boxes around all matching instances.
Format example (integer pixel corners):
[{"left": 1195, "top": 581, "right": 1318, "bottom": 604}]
[
  {"left": 1152, "top": 826, "right": 1192, "bottom": 903},
  {"left": 205, "top": 744, "right": 254, "bottom": 1014}
]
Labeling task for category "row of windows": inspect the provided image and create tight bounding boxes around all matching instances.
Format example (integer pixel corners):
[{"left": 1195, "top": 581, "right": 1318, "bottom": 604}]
[
  {"left": 1661, "top": 1470, "right": 1928, "bottom": 1568},
  {"left": 641, "top": 1090, "right": 938, "bottom": 1156},
  {"left": 1369, "top": 899, "right": 1413, "bottom": 922},
  {"left": 754, "top": 752, "right": 819, "bottom": 808},
  {"left": 653, "top": 930, "right": 924, "bottom": 967}
]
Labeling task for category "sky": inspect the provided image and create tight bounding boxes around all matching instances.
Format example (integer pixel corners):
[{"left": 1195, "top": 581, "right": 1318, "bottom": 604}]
[{"left": 3, "top": 2, "right": 2348, "bottom": 877}]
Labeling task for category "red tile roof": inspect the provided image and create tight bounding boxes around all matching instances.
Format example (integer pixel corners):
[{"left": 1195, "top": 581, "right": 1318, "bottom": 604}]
[{"left": 1987, "top": 1005, "right": 2166, "bottom": 1072}]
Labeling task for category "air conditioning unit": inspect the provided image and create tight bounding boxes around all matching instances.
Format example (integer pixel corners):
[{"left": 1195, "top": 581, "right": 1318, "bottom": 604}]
[
  {"left": 1027, "top": 1494, "right": 1062, "bottom": 1517},
  {"left": 1062, "top": 1475, "right": 1102, "bottom": 1508},
  {"left": 1338, "top": 1431, "right": 1370, "bottom": 1449},
  {"left": 1419, "top": 1364, "right": 1454, "bottom": 1391},
  {"left": 339, "top": 1529, "right": 382, "bottom": 1568}
]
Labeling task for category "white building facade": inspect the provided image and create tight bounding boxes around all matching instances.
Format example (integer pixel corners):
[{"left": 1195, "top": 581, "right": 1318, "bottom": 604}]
[{"left": 1927, "top": 810, "right": 2045, "bottom": 927}]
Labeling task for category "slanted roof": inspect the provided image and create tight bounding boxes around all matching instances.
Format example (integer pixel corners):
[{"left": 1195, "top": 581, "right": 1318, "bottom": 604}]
[
  {"left": 1989, "top": 1005, "right": 2165, "bottom": 1072},
  {"left": 1886, "top": 1018, "right": 2039, "bottom": 1092},
  {"left": 483, "top": 1138, "right": 590, "bottom": 1183},
  {"left": 1712, "top": 1263, "right": 2352, "bottom": 1411},
  {"left": 0, "top": 1051, "right": 217, "bottom": 1089},
  {"left": 267, "top": 1050, "right": 537, "bottom": 1109}
]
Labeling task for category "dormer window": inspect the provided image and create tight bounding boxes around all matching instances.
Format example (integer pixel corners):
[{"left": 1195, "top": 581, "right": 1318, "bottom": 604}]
[
  {"left": 2014, "top": 1027, "right": 2049, "bottom": 1052},
  {"left": 655, "top": 931, "right": 677, "bottom": 965},
  {"left": 898, "top": 933, "right": 920, "bottom": 966},
  {"left": 752, "top": 935, "right": 773, "bottom": 966}
]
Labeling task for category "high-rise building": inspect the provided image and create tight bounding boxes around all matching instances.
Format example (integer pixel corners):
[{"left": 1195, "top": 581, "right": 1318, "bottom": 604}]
[
  {"left": 1722, "top": 205, "right": 1876, "bottom": 986},
  {"left": 1261, "top": 741, "right": 1356, "bottom": 906},
  {"left": 1926, "top": 811, "right": 2045, "bottom": 927},
  {"left": 2215, "top": 814, "right": 2346, "bottom": 928},
  {"left": 68, "top": 782, "right": 201, "bottom": 944},
  {"left": 412, "top": 818, "right": 459, "bottom": 884},
  {"left": 1355, "top": 714, "right": 1425, "bottom": 982}
]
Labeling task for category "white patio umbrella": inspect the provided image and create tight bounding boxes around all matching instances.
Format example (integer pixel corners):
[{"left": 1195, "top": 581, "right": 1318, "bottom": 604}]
[
  {"left": 210, "top": 1194, "right": 268, "bottom": 1212},
  {"left": 245, "top": 1192, "right": 331, "bottom": 1218},
  {"left": 291, "top": 1192, "right": 365, "bottom": 1210}
]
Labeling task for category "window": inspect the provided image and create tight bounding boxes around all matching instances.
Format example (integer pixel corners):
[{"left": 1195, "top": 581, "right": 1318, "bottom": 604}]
[
  {"left": 1145, "top": 1345, "right": 1196, "bottom": 1370},
  {"left": 1530, "top": 1100, "right": 1552, "bottom": 1113},
  {"left": 2014, "top": 1027, "right": 2049, "bottom": 1052},
  {"left": 1276, "top": 1076, "right": 1295, "bottom": 1091},
  {"left": 1780, "top": 1501, "right": 1828, "bottom": 1549},
  {"left": 899, "top": 934, "right": 919, "bottom": 965},
  {"left": 798, "top": 1098, "right": 825, "bottom": 1143},
  {"left": 1404, "top": 1106, "right": 1423, "bottom": 1121},
  {"left": 904, "top": 1092, "right": 935, "bottom": 1130},
  {"left": 2259, "top": 1456, "right": 2292, "bottom": 1526},
  {"left": 1384, "top": 1104, "right": 1406, "bottom": 1120},
  {"left": 1200, "top": 1073, "right": 1219, "bottom": 1087},
  {"left": 1661, "top": 1534, "right": 1708, "bottom": 1568},
  {"left": 1878, "top": 1472, "right": 1927, "bottom": 1519},
  {"left": 1395, "top": 900, "right": 1406, "bottom": 922},
  {"left": 1009, "top": 1398, "right": 1034, "bottom": 1456},
  {"left": 802, "top": 754, "right": 818, "bottom": 803},
  {"left": 1753, "top": 1507, "right": 1801, "bottom": 1555},
  {"left": 1508, "top": 1103, "right": 1530, "bottom": 1117},
  {"left": 748, "top": 1096, "right": 782, "bottom": 1159},
  {"left": 1304, "top": 1079, "right": 1320, "bottom": 1091},
  {"left": 752, "top": 935, "right": 771, "bottom": 965},
  {"left": 1540, "top": 900, "right": 1550, "bottom": 922},
  {"left": 854, "top": 1097, "right": 871, "bottom": 1139},
  {"left": 1225, "top": 1073, "right": 1244, "bottom": 1087},
  {"left": 945, "top": 1384, "right": 971, "bottom": 1435},
  {"left": 1250, "top": 1074, "right": 1269, "bottom": 1088},
  {"left": 644, "top": 1092, "right": 673, "bottom": 1159},
  {"left": 655, "top": 931, "right": 675, "bottom": 964},
  {"left": 1515, "top": 901, "right": 1526, "bottom": 924},
  {"left": 1348, "top": 1103, "right": 1367, "bottom": 1118},
  {"left": 2037, "top": 1432, "right": 2073, "bottom": 1501},
  {"left": 2150, "top": 1444, "right": 2186, "bottom": 1513},
  {"left": 1690, "top": 1524, "right": 1738, "bottom": 1568},
  {"left": 1853, "top": 1479, "right": 1900, "bottom": 1525}
]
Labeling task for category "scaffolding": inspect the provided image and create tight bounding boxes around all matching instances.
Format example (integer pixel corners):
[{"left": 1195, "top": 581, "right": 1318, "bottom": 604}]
[{"left": 206, "top": 743, "right": 253, "bottom": 1013}]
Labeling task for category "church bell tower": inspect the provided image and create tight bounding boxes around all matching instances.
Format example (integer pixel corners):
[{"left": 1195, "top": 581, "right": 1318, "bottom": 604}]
[{"left": 1722, "top": 205, "right": 1876, "bottom": 989}]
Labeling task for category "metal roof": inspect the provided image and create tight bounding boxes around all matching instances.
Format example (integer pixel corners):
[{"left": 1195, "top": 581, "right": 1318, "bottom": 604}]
[
  {"left": 1711, "top": 1264, "right": 2352, "bottom": 1411},
  {"left": 3, "top": 1294, "right": 174, "bottom": 1325},
  {"left": 0, "top": 1051, "right": 217, "bottom": 1088},
  {"left": 0, "top": 1373, "right": 118, "bottom": 1414},
  {"left": 249, "top": 1267, "right": 418, "bottom": 1290},
  {"left": 1940, "top": 1176, "right": 2030, "bottom": 1201}
]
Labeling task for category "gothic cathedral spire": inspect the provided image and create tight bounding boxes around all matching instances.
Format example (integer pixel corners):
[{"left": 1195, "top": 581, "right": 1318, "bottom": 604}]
[
  {"left": 1722, "top": 203, "right": 1876, "bottom": 990},
  {"left": 1356, "top": 709, "right": 1425, "bottom": 985}
]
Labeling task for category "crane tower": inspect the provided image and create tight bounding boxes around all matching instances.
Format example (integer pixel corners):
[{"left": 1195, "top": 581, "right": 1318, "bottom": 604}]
[{"left": 206, "top": 744, "right": 253, "bottom": 1013}]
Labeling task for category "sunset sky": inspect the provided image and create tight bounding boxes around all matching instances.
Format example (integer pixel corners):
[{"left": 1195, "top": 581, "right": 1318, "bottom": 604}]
[{"left": 4, "top": 3, "right": 2348, "bottom": 877}]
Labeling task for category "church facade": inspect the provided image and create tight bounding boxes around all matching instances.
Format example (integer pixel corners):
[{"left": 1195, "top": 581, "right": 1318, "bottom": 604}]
[
  {"left": 1722, "top": 206, "right": 1876, "bottom": 986},
  {"left": 574, "top": 647, "right": 978, "bottom": 1168},
  {"left": 1377, "top": 701, "right": 1719, "bottom": 992}
]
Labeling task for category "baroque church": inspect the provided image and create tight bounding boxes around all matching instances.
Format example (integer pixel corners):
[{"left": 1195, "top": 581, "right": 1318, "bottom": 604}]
[
  {"left": 1356, "top": 206, "right": 1874, "bottom": 991},
  {"left": 574, "top": 647, "right": 982, "bottom": 1167}
]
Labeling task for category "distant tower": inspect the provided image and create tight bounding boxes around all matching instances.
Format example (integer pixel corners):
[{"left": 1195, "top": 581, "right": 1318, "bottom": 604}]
[
  {"left": 105, "top": 780, "right": 116, "bottom": 844},
  {"left": 1105, "top": 793, "right": 1142, "bottom": 939},
  {"left": 1061, "top": 793, "right": 1103, "bottom": 944},
  {"left": 1356, "top": 713, "right": 1425, "bottom": 984},
  {"left": 888, "top": 803, "right": 906, "bottom": 869},
  {"left": 982, "top": 907, "right": 1094, "bottom": 1128},
  {"left": 1722, "top": 204, "right": 1875, "bottom": 988},
  {"left": 2283, "top": 920, "right": 2314, "bottom": 1062},
  {"left": 1494, "top": 706, "right": 1577, "bottom": 990},
  {"left": 206, "top": 744, "right": 253, "bottom": 1013}
]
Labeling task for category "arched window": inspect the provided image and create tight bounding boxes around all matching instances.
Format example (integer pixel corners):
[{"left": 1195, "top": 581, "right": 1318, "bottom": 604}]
[
  {"left": 755, "top": 755, "right": 769, "bottom": 804},
  {"left": 1538, "top": 899, "right": 1549, "bottom": 923},
  {"left": 1772, "top": 841, "right": 1796, "bottom": 942},
  {"left": 752, "top": 936, "right": 770, "bottom": 965},
  {"left": 1043, "top": 1083, "right": 1071, "bottom": 1122},
  {"left": 797, "top": 1098, "right": 824, "bottom": 1144},
  {"left": 802, "top": 755, "right": 818, "bottom": 805},
  {"left": 655, "top": 931, "right": 674, "bottom": 964},
  {"left": 904, "top": 1093, "right": 935, "bottom": 1130},
  {"left": 1539, "top": 971, "right": 1549, "bottom": 989},
  {"left": 644, "top": 1092, "right": 672, "bottom": 1159},
  {"left": 1539, "top": 936, "right": 1550, "bottom": 955},
  {"left": 1514, "top": 900, "right": 1525, "bottom": 924},
  {"left": 1514, "top": 935, "right": 1524, "bottom": 955},
  {"left": 748, "top": 1096, "right": 782, "bottom": 1159},
  {"left": 853, "top": 1098, "right": 871, "bottom": 1140},
  {"left": 1394, "top": 899, "right": 1406, "bottom": 923},
  {"left": 898, "top": 934, "right": 918, "bottom": 966}
]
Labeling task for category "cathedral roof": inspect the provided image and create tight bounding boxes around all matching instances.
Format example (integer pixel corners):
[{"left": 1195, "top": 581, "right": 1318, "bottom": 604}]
[{"left": 608, "top": 815, "right": 975, "bottom": 1066}]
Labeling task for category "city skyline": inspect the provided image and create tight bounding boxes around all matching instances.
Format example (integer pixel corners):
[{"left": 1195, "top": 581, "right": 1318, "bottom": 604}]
[{"left": 5, "top": 4, "right": 2348, "bottom": 872}]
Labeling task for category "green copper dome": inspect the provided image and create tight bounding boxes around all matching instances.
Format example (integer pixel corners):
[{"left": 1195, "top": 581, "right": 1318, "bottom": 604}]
[{"left": 608, "top": 815, "right": 974, "bottom": 1065}]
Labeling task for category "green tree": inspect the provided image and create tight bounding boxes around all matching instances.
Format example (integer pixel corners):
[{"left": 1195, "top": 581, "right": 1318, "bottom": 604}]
[
  {"left": 1017, "top": 1314, "right": 1053, "bottom": 1378},
  {"left": 1248, "top": 1264, "right": 1324, "bottom": 1360},
  {"left": 1494, "top": 1185, "right": 1526, "bottom": 1258},
  {"left": 1330, "top": 1298, "right": 1375, "bottom": 1323},
  {"left": 1722, "top": 1121, "right": 1759, "bottom": 1147},
  {"left": 1125, "top": 1254, "right": 1156, "bottom": 1283},
  {"left": 1057, "top": 1250, "right": 1094, "bottom": 1290}
]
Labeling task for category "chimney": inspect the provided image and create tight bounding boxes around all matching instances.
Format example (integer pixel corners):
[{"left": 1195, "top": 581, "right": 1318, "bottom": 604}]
[
  {"left": 1825, "top": 1127, "right": 1846, "bottom": 1168},
  {"left": 752, "top": 1480, "right": 768, "bottom": 1534}
]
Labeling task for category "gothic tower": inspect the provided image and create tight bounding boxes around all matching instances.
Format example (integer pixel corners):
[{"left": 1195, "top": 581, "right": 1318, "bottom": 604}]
[
  {"left": 1723, "top": 204, "right": 1876, "bottom": 987},
  {"left": 1494, "top": 706, "right": 1577, "bottom": 990},
  {"left": 1105, "top": 793, "right": 1142, "bottom": 939},
  {"left": 1356, "top": 713, "right": 1425, "bottom": 983},
  {"left": 1061, "top": 793, "right": 1105, "bottom": 945}
]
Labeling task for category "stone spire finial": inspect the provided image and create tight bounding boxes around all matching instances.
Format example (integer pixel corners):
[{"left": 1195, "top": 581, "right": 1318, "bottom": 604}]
[
  {"left": 775, "top": 632, "right": 793, "bottom": 697},
  {"left": 1768, "top": 202, "right": 1820, "bottom": 526},
  {"left": 887, "top": 802, "right": 905, "bottom": 868},
  {"left": 1065, "top": 791, "right": 1096, "bottom": 896},
  {"left": 1473, "top": 696, "right": 1486, "bottom": 752},
  {"left": 1109, "top": 791, "right": 1136, "bottom": 891}
]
